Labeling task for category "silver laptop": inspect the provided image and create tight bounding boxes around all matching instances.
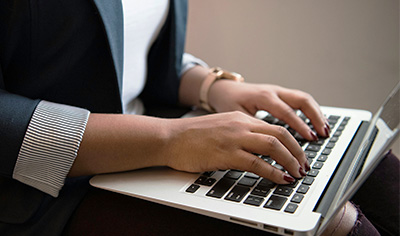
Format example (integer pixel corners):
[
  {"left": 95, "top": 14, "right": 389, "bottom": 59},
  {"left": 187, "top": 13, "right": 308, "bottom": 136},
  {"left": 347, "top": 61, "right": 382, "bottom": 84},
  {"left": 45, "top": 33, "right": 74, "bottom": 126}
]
[{"left": 90, "top": 83, "right": 399, "bottom": 236}]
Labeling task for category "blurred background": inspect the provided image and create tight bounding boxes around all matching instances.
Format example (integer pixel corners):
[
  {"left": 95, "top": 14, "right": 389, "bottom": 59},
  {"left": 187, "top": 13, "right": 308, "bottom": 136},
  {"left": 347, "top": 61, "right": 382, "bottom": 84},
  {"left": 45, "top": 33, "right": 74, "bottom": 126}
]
[{"left": 185, "top": 0, "right": 399, "bottom": 156}]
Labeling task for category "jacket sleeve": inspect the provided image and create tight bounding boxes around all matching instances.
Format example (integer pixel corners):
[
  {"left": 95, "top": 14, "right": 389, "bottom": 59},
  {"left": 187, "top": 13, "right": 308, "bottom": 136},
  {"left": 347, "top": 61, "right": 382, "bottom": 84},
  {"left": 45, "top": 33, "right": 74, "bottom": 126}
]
[{"left": 0, "top": 66, "right": 90, "bottom": 197}]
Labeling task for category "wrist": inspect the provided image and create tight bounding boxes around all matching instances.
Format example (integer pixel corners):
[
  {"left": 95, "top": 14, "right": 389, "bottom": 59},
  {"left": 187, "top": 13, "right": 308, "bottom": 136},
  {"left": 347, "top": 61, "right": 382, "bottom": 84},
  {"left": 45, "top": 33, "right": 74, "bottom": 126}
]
[{"left": 199, "top": 67, "right": 244, "bottom": 112}]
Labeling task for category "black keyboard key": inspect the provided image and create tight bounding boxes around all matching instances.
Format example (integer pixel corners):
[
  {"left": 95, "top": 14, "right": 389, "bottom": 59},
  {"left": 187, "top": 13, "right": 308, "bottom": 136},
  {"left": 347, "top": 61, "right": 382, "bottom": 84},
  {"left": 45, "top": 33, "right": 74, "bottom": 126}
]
[
  {"left": 206, "top": 178, "right": 235, "bottom": 198},
  {"left": 204, "top": 178, "right": 217, "bottom": 186},
  {"left": 291, "top": 193, "right": 304, "bottom": 203},
  {"left": 186, "top": 184, "right": 200, "bottom": 193},
  {"left": 297, "top": 184, "right": 310, "bottom": 194},
  {"left": 238, "top": 177, "right": 257, "bottom": 187},
  {"left": 336, "top": 125, "right": 345, "bottom": 131},
  {"left": 258, "top": 178, "right": 277, "bottom": 188},
  {"left": 262, "top": 156, "right": 274, "bottom": 164},
  {"left": 274, "top": 186, "right": 293, "bottom": 196},
  {"left": 305, "top": 151, "right": 317, "bottom": 159},
  {"left": 306, "top": 145, "right": 321, "bottom": 152},
  {"left": 328, "top": 115, "right": 341, "bottom": 121},
  {"left": 225, "top": 185, "right": 250, "bottom": 202},
  {"left": 245, "top": 172, "right": 260, "bottom": 179},
  {"left": 308, "top": 169, "right": 319, "bottom": 177},
  {"left": 287, "top": 179, "right": 299, "bottom": 188},
  {"left": 202, "top": 171, "right": 215, "bottom": 177},
  {"left": 310, "top": 139, "right": 325, "bottom": 146},
  {"left": 333, "top": 131, "right": 342, "bottom": 137},
  {"left": 264, "top": 195, "right": 287, "bottom": 210},
  {"left": 251, "top": 186, "right": 271, "bottom": 197},
  {"left": 330, "top": 136, "right": 339, "bottom": 143},
  {"left": 317, "top": 155, "right": 328, "bottom": 162},
  {"left": 302, "top": 176, "right": 314, "bottom": 185},
  {"left": 224, "top": 170, "right": 243, "bottom": 180},
  {"left": 312, "top": 162, "right": 324, "bottom": 169},
  {"left": 284, "top": 203, "right": 298, "bottom": 213},
  {"left": 195, "top": 176, "right": 207, "bottom": 185},
  {"left": 326, "top": 142, "right": 335, "bottom": 149},
  {"left": 244, "top": 195, "right": 264, "bottom": 207},
  {"left": 322, "top": 148, "right": 332, "bottom": 155}
]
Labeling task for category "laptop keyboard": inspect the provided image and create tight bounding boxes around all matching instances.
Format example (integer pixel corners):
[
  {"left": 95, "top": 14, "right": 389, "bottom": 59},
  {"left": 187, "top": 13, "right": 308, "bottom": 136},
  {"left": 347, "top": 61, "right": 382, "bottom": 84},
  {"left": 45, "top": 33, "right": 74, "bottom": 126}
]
[{"left": 185, "top": 112, "right": 350, "bottom": 214}]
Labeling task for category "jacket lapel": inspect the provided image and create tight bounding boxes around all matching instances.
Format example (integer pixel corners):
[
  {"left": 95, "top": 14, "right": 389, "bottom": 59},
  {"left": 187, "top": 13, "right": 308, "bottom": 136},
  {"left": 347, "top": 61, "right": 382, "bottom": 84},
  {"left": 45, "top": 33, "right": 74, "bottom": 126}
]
[{"left": 92, "top": 0, "right": 124, "bottom": 94}]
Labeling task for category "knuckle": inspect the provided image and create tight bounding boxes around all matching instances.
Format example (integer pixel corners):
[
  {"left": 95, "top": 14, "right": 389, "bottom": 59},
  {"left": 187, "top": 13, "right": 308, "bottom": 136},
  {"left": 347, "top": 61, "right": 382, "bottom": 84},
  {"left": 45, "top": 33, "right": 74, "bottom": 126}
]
[
  {"left": 275, "top": 125, "right": 290, "bottom": 138},
  {"left": 248, "top": 156, "right": 264, "bottom": 172},
  {"left": 265, "top": 136, "right": 279, "bottom": 150}
]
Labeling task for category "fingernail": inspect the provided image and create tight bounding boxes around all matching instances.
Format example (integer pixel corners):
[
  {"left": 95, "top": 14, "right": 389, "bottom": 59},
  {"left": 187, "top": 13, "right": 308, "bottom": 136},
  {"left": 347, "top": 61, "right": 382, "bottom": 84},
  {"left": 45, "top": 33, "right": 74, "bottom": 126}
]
[
  {"left": 325, "top": 121, "right": 331, "bottom": 132},
  {"left": 305, "top": 161, "right": 311, "bottom": 172},
  {"left": 283, "top": 174, "right": 295, "bottom": 183},
  {"left": 324, "top": 126, "right": 330, "bottom": 137},
  {"left": 299, "top": 167, "right": 307, "bottom": 176},
  {"left": 310, "top": 131, "right": 318, "bottom": 141}
]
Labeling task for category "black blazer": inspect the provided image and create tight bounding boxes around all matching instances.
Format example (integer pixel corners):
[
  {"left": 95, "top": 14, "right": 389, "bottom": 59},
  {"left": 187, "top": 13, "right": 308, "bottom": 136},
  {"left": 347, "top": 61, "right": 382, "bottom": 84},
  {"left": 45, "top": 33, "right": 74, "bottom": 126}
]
[{"left": 0, "top": 0, "right": 187, "bottom": 235}]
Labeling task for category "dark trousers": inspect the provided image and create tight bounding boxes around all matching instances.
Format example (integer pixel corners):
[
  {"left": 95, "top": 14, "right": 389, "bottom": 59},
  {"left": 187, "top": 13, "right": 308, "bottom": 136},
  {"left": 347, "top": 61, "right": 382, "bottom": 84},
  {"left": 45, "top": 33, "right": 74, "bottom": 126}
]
[{"left": 62, "top": 152, "right": 399, "bottom": 236}]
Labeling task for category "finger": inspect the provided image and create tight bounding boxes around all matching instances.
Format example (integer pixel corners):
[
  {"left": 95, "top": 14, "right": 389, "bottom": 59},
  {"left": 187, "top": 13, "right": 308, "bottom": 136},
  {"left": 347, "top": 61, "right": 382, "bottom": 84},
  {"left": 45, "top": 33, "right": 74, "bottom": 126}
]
[
  {"left": 232, "top": 151, "right": 297, "bottom": 184},
  {"left": 240, "top": 132, "right": 305, "bottom": 179},
  {"left": 249, "top": 121, "right": 306, "bottom": 161},
  {"left": 278, "top": 89, "right": 329, "bottom": 138},
  {"left": 262, "top": 96, "right": 318, "bottom": 141}
]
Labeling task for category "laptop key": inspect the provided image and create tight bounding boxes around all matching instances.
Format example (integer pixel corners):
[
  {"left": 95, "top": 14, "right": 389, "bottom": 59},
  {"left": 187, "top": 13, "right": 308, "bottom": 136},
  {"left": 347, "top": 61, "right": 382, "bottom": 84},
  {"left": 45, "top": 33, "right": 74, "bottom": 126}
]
[
  {"left": 245, "top": 172, "right": 260, "bottom": 179},
  {"left": 305, "top": 151, "right": 317, "bottom": 159},
  {"left": 297, "top": 184, "right": 310, "bottom": 194},
  {"left": 302, "top": 176, "right": 314, "bottom": 185},
  {"left": 312, "top": 162, "right": 324, "bottom": 169},
  {"left": 186, "top": 184, "right": 200, "bottom": 193},
  {"left": 308, "top": 169, "right": 319, "bottom": 177},
  {"left": 284, "top": 203, "right": 298, "bottom": 213},
  {"left": 206, "top": 178, "right": 235, "bottom": 198},
  {"left": 238, "top": 177, "right": 258, "bottom": 187},
  {"left": 258, "top": 178, "right": 277, "bottom": 188},
  {"left": 317, "top": 155, "right": 328, "bottom": 162},
  {"left": 274, "top": 186, "right": 293, "bottom": 196},
  {"left": 225, "top": 185, "right": 251, "bottom": 202},
  {"left": 264, "top": 195, "right": 287, "bottom": 210},
  {"left": 291, "top": 193, "right": 304, "bottom": 203},
  {"left": 244, "top": 195, "right": 264, "bottom": 207},
  {"left": 306, "top": 145, "right": 321, "bottom": 152},
  {"left": 251, "top": 186, "right": 271, "bottom": 197},
  {"left": 224, "top": 170, "right": 243, "bottom": 180},
  {"left": 322, "top": 148, "right": 332, "bottom": 155}
]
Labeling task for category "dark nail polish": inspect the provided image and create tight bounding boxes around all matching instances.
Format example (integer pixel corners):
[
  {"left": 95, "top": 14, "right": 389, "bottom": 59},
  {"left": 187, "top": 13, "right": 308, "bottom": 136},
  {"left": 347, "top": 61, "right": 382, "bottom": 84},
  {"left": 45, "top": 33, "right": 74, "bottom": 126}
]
[
  {"left": 325, "top": 121, "right": 331, "bottom": 132},
  {"left": 284, "top": 174, "right": 295, "bottom": 183},
  {"left": 310, "top": 131, "right": 318, "bottom": 141},
  {"left": 299, "top": 167, "right": 307, "bottom": 176},
  {"left": 324, "top": 126, "right": 330, "bottom": 137}
]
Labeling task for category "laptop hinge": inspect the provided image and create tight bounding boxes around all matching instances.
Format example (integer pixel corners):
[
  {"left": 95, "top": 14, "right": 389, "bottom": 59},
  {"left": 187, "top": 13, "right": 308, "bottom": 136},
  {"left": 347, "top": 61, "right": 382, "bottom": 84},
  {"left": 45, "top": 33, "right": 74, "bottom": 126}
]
[{"left": 313, "top": 121, "right": 372, "bottom": 217}]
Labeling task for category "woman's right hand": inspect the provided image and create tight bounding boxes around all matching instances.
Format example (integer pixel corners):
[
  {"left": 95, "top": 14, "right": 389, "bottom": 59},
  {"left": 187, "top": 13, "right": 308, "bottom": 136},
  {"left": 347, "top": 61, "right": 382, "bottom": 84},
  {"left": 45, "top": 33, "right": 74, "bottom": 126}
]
[{"left": 163, "top": 111, "right": 308, "bottom": 184}]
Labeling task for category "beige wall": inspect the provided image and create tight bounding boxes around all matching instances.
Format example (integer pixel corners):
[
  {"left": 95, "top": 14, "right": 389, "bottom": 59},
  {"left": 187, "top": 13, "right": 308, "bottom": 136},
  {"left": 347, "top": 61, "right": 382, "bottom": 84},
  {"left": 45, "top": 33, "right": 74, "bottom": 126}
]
[{"left": 185, "top": 0, "right": 399, "bottom": 155}]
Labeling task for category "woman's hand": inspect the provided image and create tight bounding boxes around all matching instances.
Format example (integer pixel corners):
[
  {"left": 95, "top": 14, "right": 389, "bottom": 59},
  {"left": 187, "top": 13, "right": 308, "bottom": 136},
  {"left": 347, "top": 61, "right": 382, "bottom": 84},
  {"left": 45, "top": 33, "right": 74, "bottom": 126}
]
[
  {"left": 208, "top": 80, "right": 330, "bottom": 141},
  {"left": 164, "top": 111, "right": 308, "bottom": 184}
]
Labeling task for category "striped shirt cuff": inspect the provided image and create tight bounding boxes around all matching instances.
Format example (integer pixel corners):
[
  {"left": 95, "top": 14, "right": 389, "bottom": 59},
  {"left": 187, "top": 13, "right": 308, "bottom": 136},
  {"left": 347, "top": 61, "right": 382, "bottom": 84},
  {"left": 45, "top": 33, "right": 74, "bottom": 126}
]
[
  {"left": 13, "top": 101, "right": 90, "bottom": 197},
  {"left": 180, "top": 53, "right": 209, "bottom": 77}
]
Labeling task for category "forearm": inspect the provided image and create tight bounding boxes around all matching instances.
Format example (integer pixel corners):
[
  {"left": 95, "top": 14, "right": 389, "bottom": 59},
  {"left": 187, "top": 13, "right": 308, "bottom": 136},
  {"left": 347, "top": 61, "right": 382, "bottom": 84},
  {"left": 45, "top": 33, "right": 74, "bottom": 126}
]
[{"left": 69, "top": 113, "right": 170, "bottom": 177}]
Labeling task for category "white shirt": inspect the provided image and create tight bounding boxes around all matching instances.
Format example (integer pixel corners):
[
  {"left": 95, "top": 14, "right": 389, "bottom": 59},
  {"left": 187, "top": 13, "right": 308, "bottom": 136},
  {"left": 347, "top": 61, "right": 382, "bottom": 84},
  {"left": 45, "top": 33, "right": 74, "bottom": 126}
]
[{"left": 121, "top": 0, "right": 169, "bottom": 115}]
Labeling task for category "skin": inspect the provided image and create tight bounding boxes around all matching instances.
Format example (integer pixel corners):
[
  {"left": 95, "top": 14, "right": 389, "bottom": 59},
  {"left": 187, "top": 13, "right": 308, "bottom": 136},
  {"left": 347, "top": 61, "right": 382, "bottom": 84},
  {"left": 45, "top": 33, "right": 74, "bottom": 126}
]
[
  {"left": 70, "top": 65, "right": 327, "bottom": 183},
  {"left": 69, "top": 65, "right": 355, "bottom": 235}
]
